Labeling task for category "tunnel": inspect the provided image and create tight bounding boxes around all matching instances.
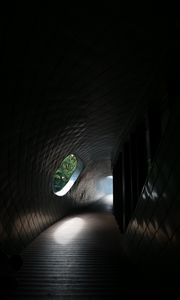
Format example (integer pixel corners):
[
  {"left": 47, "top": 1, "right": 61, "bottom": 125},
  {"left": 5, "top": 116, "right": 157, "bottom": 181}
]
[{"left": 0, "top": 15, "right": 178, "bottom": 299}]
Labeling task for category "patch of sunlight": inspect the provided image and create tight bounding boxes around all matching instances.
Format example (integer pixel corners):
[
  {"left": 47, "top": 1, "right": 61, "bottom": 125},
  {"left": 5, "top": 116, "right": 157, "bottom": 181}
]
[
  {"left": 95, "top": 176, "right": 113, "bottom": 208},
  {"left": 54, "top": 217, "right": 85, "bottom": 245},
  {"left": 103, "top": 193, "right": 113, "bottom": 205}
]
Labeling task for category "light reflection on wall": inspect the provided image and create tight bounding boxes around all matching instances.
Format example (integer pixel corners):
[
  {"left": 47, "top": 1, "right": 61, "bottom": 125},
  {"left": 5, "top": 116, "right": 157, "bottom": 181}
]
[{"left": 54, "top": 217, "right": 85, "bottom": 245}]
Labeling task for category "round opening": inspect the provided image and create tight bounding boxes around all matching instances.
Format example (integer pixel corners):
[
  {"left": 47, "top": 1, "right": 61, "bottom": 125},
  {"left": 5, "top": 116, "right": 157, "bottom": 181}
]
[{"left": 52, "top": 154, "right": 83, "bottom": 196}]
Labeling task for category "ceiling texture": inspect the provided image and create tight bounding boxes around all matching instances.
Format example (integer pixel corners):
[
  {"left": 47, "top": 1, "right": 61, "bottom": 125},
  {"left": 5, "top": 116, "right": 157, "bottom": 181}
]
[{"left": 0, "top": 16, "right": 167, "bottom": 254}]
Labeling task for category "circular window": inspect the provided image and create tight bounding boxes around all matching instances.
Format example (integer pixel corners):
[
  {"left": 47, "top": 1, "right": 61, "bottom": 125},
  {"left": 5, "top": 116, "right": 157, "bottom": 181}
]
[{"left": 52, "top": 154, "right": 83, "bottom": 196}]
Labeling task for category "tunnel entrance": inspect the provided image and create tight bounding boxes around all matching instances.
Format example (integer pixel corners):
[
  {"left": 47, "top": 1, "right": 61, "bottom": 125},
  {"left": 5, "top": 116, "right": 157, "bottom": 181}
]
[{"left": 96, "top": 176, "right": 113, "bottom": 205}]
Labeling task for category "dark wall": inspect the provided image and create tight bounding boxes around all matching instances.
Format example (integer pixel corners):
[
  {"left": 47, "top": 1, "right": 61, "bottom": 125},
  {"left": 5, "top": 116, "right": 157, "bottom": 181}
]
[
  {"left": 0, "top": 103, "right": 76, "bottom": 255},
  {"left": 124, "top": 99, "right": 180, "bottom": 275},
  {"left": 113, "top": 98, "right": 169, "bottom": 232}
]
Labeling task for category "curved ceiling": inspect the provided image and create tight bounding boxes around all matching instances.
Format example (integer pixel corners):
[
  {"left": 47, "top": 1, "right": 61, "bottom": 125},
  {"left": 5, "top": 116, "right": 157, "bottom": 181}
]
[{"left": 0, "top": 17, "right": 167, "bottom": 254}]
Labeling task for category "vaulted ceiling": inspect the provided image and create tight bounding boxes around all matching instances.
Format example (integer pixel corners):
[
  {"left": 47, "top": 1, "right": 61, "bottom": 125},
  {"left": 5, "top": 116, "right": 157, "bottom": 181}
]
[{"left": 0, "top": 17, "right": 167, "bottom": 253}]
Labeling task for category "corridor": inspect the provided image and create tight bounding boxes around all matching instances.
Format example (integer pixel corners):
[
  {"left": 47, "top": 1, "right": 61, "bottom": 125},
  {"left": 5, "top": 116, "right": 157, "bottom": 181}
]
[
  {"left": 1, "top": 15, "right": 176, "bottom": 300},
  {"left": 8, "top": 212, "right": 134, "bottom": 299}
]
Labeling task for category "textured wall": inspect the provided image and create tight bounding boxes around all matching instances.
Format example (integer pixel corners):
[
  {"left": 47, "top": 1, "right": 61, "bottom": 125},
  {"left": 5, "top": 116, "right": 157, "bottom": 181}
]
[
  {"left": 68, "top": 160, "right": 112, "bottom": 205},
  {"left": 0, "top": 100, "right": 146, "bottom": 255},
  {"left": 0, "top": 103, "right": 74, "bottom": 255},
  {"left": 125, "top": 99, "right": 180, "bottom": 274},
  {"left": 0, "top": 17, "right": 167, "bottom": 255},
  {"left": 0, "top": 100, "right": 115, "bottom": 255}
]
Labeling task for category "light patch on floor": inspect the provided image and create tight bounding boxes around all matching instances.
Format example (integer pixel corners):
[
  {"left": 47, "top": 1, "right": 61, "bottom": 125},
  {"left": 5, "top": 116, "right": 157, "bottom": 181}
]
[{"left": 54, "top": 217, "right": 85, "bottom": 245}]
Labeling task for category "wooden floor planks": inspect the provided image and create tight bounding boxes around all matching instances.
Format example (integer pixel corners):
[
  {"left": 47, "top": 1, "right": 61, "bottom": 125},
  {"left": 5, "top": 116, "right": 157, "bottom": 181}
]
[{"left": 8, "top": 212, "right": 132, "bottom": 299}]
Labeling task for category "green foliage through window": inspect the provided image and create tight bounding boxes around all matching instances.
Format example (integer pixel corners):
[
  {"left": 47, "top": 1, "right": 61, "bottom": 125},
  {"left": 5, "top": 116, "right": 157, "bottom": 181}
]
[{"left": 53, "top": 154, "right": 77, "bottom": 192}]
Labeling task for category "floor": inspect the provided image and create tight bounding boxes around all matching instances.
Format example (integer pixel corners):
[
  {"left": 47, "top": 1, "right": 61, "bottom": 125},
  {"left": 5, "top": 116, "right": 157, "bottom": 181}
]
[{"left": 7, "top": 211, "right": 139, "bottom": 299}]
